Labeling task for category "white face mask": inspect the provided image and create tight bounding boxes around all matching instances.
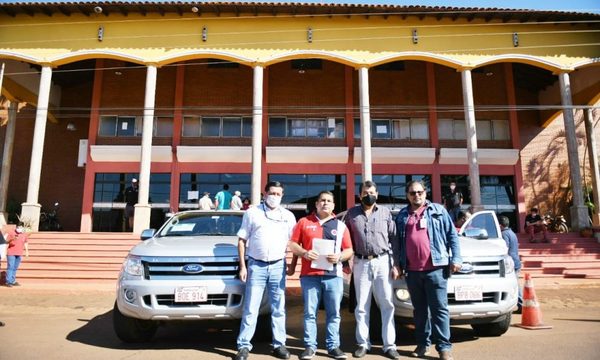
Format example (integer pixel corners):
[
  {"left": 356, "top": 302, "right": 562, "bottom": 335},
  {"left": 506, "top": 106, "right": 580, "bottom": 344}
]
[{"left": 265, "top": 194, "right": 282, "bottom": 209}]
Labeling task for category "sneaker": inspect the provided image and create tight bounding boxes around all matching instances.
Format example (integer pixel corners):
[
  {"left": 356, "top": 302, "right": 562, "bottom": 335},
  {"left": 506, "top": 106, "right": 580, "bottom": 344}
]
[
  {"left": 439, "top": 350, "right": 454, "bottom": 360},
  {"left": 235, "top": 348, "right": 250, "bottom": 360},
  {"left": 4, "top": 283, "right": 12, "bottom": 288},
  {"left": 353, "top": 346, "right": 368, "bottom": 358},
  {"left": 300, "top": 348, "right": 316, "bottom": 360},
  {"left": 328, "top": 348, "right": 347, "bottom": 359},
  {"left": 273, "top": 346, "right": 291, "bottom": 360},
  {"left": 12, "top": 282, "right": 20, "bottom": 286},
  {"left": 411, "top": 345, "right": 431, "bottom": 358},
  {"left": 383, "top": 348, "right": 400, "bottom": 360}
]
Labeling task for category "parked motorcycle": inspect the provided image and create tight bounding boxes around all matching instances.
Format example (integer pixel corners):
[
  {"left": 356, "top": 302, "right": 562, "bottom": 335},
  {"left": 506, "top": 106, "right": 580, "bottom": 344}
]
[
  {"left": 544, "top": 213, "right": 569, "bottom": 233},
  {"left": 39, "top": 202, "right": 62, "bottom": 231}
]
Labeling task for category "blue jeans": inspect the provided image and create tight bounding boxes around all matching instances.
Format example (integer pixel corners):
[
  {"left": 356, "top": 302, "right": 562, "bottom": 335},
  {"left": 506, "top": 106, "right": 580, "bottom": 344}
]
[
  {"left": 237, "top": 258, "right": 287, "bottom": 351},
  {"left": 301, "top": 275, "right": 343, "bottom": 351},
  {"left": 6, "top": 255, "right": 22, "bottom": 285},
  {"left": 406, "top": 268, "right": 451, "bottom": 352}
]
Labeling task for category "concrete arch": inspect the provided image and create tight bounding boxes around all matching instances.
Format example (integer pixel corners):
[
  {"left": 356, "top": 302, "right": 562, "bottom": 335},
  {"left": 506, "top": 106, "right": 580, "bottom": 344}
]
[
  {"left": 370, "top": 52, "right": 464, "bottom": 70},
  {"left": 155, "top": 51, "right": 255, "bottom": 67},
  {"left": 0, "top": 51, "right": 42, "bottom": 65},
  {"left": 48, "top": 50, "right": 147, "bottom": 67},
  {"left": 262, "top": 50, "right": 358, "bottom": 67},
  {"left": 471, "top": 54, "right": 567, "bottom": 73},
  {"left": 572, "top": 58, "right": 600, "bottom": 70}
]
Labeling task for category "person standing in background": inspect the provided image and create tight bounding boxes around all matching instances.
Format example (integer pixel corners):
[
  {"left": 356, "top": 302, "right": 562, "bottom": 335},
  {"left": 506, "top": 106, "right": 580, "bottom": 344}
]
[
  {"left": 124, "top": 178, "right": 139, "bottom": 231},
  {"left": 4, "top": 225, "right": 29, "bottom": 287},
  {"left": 443, "top": 181, "right": 463, "bottom": 222},
  {"left": 231, "top": 191, "right": 243, "bottom": 210},
  {"left": 215, "top": 184, "right": 233, "bottom": 210},
  {"left": 199, "top": 192, "right": 214, "bottom": 210},
  {"left": 499, "top": 215, "right": 523, "bottom": 313}
]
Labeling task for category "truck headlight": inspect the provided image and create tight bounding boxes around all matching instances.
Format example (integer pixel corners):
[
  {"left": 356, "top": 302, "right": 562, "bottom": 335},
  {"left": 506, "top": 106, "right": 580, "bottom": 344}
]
[
  {"left": 123, "top": 255, "right": 143, "bottom": 277},
  {"left": 503, "top": 255, "right": 515, "bottom": 275},
  {"left": 395, "top": 289, "right": 411, "bottom": 301}
]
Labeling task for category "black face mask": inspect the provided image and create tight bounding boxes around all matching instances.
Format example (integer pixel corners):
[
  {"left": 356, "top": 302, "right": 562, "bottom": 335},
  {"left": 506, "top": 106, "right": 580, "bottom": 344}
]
[{"left": 361, "top": 194, "right": 377, "bottom": 206}]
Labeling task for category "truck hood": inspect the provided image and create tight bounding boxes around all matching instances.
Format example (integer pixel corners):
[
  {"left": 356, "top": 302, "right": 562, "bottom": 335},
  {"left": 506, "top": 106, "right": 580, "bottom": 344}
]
[
  {"left": 128, "top": 235, "right": 239, "bottom": 257},
  {"left": 458, "top": 237, "right": 508, "bottom": 258}
]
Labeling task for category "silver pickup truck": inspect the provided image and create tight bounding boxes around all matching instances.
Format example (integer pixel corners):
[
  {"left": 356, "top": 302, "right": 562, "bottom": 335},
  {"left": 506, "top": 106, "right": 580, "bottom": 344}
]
[
  {"left": 344, "top": 210, "right": 518, "bottom": 337},
  {"left": 113, "top": 210, "right": 270, "bottom": 342}
]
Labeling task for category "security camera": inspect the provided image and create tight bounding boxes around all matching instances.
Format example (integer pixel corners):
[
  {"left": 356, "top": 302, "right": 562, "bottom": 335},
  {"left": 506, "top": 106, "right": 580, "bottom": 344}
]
[
  {"left": 93, "top": 6, "right": 103, "bottom": 14},
  {"left": 191, "top": 6, "right": 199, "bottom": 13}
]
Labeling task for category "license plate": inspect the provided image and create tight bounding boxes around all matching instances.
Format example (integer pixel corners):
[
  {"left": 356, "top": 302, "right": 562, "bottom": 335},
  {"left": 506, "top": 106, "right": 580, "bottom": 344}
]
[
  {"left": 454, "top": 284, "right": 483, "bottom": 301},
  {"left": 175, "top": 286, "right": 208, "bottom": 303}
]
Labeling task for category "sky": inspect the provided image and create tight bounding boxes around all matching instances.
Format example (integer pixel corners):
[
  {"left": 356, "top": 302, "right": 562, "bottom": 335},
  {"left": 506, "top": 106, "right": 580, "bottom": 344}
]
[{"left": 0, "top": 0, "right": 597, "bottom": 13}]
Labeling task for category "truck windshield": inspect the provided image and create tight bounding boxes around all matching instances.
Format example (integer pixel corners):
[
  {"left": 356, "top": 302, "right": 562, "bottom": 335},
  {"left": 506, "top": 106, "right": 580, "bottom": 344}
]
[{"left": 157, "top": 213, "right": 243, "bottom": 237}]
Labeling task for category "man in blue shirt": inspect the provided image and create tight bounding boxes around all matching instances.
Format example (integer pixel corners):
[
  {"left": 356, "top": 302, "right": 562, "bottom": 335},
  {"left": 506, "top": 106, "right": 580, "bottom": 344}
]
[
  {"left": 215, "top": 184, "right": 233, "bottom": 210},
  {"left": 499, "top": 216, "right": 522, "bottom": 313}
]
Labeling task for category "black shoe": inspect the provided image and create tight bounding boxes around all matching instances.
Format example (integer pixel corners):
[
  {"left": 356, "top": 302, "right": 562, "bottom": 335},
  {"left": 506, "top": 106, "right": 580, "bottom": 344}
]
[
  {"left": 410, "top": 345, "right": 431, "bottom": 358},
  {"left": 300, "top": 348, "right": 316, "bottom": 360},
  {"left": 273, "top": 346, "right": 290, "bottom": 360},
  {"left": 12, "top": 282, "right": 20, "bottom": 286},
  {"left": 384, "top": 348, "right": 400, "bottom": 360},
  {"left": 0, "top": 321, "right": 5, "bottom": 327},
  {"left": 235, "top": 348, "right": 250, "bottom": 360},
  {"left": 353, "top": 347, "right": 368, "bottom": 358},
  {"left": 328, "top": 348, "right": 348, "bottom": 359}
]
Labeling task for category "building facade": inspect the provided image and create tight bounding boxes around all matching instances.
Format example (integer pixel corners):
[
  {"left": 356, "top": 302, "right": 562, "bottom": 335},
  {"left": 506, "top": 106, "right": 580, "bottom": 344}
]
[{"left": 0, "top": 1, "right": 598, "bottom": 233}]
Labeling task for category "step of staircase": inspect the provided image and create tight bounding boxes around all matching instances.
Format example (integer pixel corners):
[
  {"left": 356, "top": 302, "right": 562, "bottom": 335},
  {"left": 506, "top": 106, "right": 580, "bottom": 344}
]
[{"left": 3, "top": 231, "right": 599, "bottom": 286}]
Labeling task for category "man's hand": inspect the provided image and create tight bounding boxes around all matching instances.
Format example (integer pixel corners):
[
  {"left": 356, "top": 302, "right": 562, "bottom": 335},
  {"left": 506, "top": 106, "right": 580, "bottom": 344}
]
[
  {"left": 326, "top": 253, "right": 341, "bottom": 264},
  {"left": 391, "top": 265, "right": 402, "bottom": 280},
  {"left": 286, "top": 263, "right": 296, "bottom": 276},
  {"left": 450, "top": 263, "right": 462, "bottom": 273},
  {"left": 239, "top": 267, "right": 247, "bottom": 283},
  {"left": 304, "top": 250, "right": 319, "bottom": 261}
]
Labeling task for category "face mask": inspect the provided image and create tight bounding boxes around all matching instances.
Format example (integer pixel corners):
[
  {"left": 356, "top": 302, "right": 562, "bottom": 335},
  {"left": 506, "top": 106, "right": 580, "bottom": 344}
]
[
  {"left": 361, "top": 194, "right": 377, "bottom": 206},
  {"left": 265, "top": 194, "right": 282, "bottom": 209}
]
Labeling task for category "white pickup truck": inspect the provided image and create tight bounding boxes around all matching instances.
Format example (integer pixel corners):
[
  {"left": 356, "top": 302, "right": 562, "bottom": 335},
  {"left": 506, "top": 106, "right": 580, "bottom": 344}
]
[{"left": 345, "top": 210, "right": 519, "bottom": 337}]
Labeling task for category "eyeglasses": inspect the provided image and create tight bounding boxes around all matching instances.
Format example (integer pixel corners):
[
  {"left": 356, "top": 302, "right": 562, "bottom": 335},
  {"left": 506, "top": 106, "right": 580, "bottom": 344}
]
[{"left": 408, "top": 191, "right": 425, "bottom": 196}]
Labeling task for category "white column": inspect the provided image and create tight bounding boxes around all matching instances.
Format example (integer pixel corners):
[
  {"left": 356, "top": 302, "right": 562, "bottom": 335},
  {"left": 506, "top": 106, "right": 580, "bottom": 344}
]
[
  {"left": 461, "top": 69, "right": 483, "bottom": 212},
  {"left": 358, "top": 67, "right": 372, "bottom": 182},
  {"left": 21, "top": 65, "right": 52, "bottom": 231},
  {"left": 0, "top": 102, "right": 17, "bottom": 226},
  {"left": 251, "top": 65, "right": 264, "bottom": 206},
  {"left": 559, "top": 72, "right": 589, "bottom": 231},
  {"left": 584, "top": 109, "right": 600, "bottom": 226},
  {"left": 133, "top": 65, "right": 157, "bottom": 233}
]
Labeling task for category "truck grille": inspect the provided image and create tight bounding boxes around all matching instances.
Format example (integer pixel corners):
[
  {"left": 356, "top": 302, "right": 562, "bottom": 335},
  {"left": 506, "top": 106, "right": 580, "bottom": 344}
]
[
  {"left": 448, "top": 292, "right": 500, "bottom": 305},
  {"left": 453, "top": 259, "right": 504, "bottom": 277},
  {"left": 143, "top": 294, "right": 243, "bottom": 307},
  {"left": 141, "top": 257, "right": 239, "bottom": 280}
]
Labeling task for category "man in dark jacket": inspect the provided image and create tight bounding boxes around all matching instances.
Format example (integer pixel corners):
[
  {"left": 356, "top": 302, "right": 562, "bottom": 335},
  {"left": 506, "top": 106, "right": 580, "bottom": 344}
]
[{"left": 499, "top": 216, "right": 523, "bottom": 313}]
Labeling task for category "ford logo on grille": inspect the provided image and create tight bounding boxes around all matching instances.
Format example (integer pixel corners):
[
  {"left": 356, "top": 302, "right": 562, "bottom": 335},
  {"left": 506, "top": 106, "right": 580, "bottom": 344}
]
[
  {"left": 457, "top": 263, "right": 474, "bottom": 274},
  {"left": 182, "top": 264, "right": 204, "bottom": 274}
]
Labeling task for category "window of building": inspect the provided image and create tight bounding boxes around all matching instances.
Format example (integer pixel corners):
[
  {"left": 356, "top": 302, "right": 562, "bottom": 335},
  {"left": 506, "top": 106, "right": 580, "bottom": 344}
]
[
  {"left": 182, "top": 116, "right": 252, "bottom": 138},
  {"left": 354, "top": 118, "right": 429, "bottom": 140},
  {"left": 99, "top": 115, "right": 171, "bottom": 137},
  {"left": 438, "top": 119, "right": 509, "bottom": 141},
  {"left": 269, "top": 116, "right": 344, "bottom": 139},
  {"left": 92, "top": 173, "right": 171, "bottom": 232},
  {"left": 179, "top": 173, "right": 251, "bottom": 208},
  {"left": 355, "top": 174, "right": 431, "bottom": 206},
  {"left": 268, "top": 174, "right": 347, "bottom": 218}
]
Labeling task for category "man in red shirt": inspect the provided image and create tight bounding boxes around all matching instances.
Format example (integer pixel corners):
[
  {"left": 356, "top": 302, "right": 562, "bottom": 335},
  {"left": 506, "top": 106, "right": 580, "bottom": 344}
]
[{"left": 289, "top": 191, "right": 354, "bottom": 360}]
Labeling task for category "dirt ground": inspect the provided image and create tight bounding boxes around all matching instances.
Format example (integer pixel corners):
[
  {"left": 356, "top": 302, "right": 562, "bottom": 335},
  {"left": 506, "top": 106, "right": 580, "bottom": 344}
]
[{"left": 0, "top": 279, "right": 599, "bottom": 360}]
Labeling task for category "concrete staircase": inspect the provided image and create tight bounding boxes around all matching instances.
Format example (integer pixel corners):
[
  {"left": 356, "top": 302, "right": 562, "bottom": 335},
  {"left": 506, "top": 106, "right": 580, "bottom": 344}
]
[
  {"left": 3, "top": 231, "right": 598, "bottom": 287},
  {"left": 2, "top": 232, "right": 304, "bottom": 288},
  {"left": 518, "top": 232, "right": 600, "bottom": 279}
]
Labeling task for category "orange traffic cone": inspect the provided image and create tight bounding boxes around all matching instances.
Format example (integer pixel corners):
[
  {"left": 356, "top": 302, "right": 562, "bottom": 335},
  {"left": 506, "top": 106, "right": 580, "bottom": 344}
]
[{"left": 515, "top": 273, "right": 553, "bottom": 330}]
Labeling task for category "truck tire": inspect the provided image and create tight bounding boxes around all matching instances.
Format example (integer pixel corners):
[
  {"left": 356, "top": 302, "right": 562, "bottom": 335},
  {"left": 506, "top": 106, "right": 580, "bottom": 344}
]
[
  {"left": 471, "top": 313, "right": 511, "bottom": 337},
  {"left": 113, "top": 302, "right": 158, "bottom": 343}
]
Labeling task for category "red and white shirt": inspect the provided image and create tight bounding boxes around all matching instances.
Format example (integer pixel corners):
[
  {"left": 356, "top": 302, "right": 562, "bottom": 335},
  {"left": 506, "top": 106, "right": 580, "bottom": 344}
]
[{"left": 291, "top": 214, "right": 353, "bottom": 277}]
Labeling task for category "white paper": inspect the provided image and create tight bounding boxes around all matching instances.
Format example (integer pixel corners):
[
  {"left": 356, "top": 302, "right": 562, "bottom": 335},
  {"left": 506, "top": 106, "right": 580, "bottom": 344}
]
[
  {"left": 376, "top": 125, "right": 387, "bottom": 134},
  {"left": 187, "top": 191, "right": 199, "bottom": 200},
  {"left": 121, "top": 122, "right": 128, "bottom": 130},
  {"left": 310, "top": 238, "right": 336, "bottom": 271}
]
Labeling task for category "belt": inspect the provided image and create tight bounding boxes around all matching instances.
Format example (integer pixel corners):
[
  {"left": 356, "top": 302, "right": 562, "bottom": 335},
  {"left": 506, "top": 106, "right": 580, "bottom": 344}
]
[
  {"left": 249, "top": 257, "right": 283, "bottom": 265},
  {"left": 355, "top": 252, "right": 387, "bottom": 260}
]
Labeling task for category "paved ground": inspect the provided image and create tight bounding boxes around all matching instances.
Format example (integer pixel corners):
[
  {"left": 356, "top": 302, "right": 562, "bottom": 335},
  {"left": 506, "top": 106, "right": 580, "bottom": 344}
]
[{"left": 0, "top": 278, "right": 599, "bottom": 360}]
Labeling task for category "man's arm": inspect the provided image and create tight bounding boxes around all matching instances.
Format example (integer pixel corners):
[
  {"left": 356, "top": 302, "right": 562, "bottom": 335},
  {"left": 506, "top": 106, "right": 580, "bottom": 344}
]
[{"left": 238, "top": 238, "right": 247, "bottom": 282}]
